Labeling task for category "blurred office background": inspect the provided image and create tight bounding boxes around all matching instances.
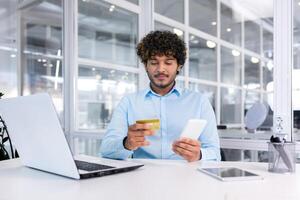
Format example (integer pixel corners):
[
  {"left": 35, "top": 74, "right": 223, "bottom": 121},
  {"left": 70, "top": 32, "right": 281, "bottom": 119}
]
[{"left": 0, "top": 0, "right": 299, "bottom": 162}]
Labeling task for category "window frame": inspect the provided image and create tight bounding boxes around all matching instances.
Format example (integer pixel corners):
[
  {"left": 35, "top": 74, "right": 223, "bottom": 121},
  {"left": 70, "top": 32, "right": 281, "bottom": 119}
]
[{"left": 59, "top": 0, "right": 298, "bottom": 153}]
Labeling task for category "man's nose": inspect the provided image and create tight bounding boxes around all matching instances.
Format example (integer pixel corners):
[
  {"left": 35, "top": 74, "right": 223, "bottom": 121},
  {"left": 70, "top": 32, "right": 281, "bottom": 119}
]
[{"left": 156, "top": 62, "right": 166, "bottom": 72}]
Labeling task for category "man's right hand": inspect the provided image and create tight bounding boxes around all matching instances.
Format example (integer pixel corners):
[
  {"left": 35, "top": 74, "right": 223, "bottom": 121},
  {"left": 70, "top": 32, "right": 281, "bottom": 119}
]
[{"left": 124, "top": 123, "right": 155, "bottom": 151}]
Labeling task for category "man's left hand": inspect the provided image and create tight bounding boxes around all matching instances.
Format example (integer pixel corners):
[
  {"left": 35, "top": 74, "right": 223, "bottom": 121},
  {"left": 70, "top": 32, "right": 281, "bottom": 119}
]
[{"left": 172, "top": 138, "right": 201, "bottom": 162}]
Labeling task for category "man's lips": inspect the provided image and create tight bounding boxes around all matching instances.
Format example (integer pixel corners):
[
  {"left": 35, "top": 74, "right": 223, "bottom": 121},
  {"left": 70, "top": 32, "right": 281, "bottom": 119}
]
[{"left": 154, "top": 74, "right": 168, "bottom": 80}]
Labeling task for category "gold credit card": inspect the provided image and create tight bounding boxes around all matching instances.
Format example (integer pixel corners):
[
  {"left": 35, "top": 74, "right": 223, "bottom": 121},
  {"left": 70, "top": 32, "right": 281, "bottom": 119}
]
[{"left": 136, "top": 119, "right": 160, "bottom": 130}]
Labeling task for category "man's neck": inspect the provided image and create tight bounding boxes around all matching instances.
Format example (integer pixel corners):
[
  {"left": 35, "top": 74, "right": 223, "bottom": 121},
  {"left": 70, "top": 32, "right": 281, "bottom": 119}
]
[{"left": 150, "top": 82, "right": 175, "bottom": 96}]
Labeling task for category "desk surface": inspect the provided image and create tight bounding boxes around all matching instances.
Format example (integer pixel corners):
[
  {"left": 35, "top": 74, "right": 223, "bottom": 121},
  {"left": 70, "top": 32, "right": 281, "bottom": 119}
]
[{"left": 0, "top": 158, "right": 300, "bottom": 200}]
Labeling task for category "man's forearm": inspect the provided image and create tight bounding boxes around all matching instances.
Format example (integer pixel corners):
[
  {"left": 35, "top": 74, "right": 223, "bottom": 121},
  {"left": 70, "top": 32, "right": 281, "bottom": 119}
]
[{"left": 100, "top": 136, "right": 133, "bottom": 159}]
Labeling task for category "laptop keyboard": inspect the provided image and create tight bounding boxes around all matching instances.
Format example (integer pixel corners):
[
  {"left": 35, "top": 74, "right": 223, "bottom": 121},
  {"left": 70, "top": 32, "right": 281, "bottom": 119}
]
[{"left": 75, "top": 160, "right": 114, "bottom": 171}]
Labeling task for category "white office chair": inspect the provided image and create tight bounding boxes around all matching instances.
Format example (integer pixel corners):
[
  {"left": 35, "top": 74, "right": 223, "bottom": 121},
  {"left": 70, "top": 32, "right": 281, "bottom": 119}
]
[{"left": 245, "top": 102, "right": 270, "bottom": 133}]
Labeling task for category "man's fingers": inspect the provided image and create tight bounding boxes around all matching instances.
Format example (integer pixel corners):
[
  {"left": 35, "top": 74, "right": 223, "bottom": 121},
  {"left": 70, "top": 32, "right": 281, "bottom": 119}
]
[
  {"left": 128, "top": 136, "right": 146, "bottom": 143},
  {"left": 129, "top": 131, "right": 144, "bottom": 137},
  {"left": 172, "top": 145, "right": 193, "bottom": 158},
  {"left": 172, "top": 140, "right": 201, "bottom": 162},
  {"left": 129, "top": 130, "right": 155, "bottom": 137},
  {"left": 176, "top": 142, "right": 192, "bottom": 151},
  {"left": 172, "top": 142, "right": 199, "bottom": 156},
  {"left": 176, "top": 138, "right": 200, "bottom": 147},
  {"left": 127, "top": 137, "right": 149, "bottom": 148},
  {"left": 143, "top": 130, "right": 155, "bottom": 136},
  {"left": 174, "top": 143, "right": 194, "bottom": 153},
  {"left": 181, "top": 138, "right": 200, "bottom": 145},
  {"left": 172, "top": 147, "right": 180, "bottom": 156},
  {"left": 129, "top": 123, "right": 151, "bottom": 131},
  {"left": 173, "top": 140, "right": 198, "bottom": 151},
  {"left": 128, "top": 130, "right": 155, "bottom": 137},
  {"left": 136, "top": 141, "right": 150, "bottom": 147},
  {"left": 133, "top": 137, "right": 146, "bottom": 142},
  {"left": 126, "top": 123, "right": 155, "bottom": 150}
]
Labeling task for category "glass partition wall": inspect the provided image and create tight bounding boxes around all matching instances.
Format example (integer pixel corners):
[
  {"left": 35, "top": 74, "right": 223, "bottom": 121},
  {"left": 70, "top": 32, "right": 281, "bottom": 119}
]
[
  {"left": 0, "top": 0, "right": 18, "bottom": 98},
  {"left": 73, "top": 0, "right": 141, "bottom": 154},
  {"left": 77, "top": 0, "right": 139, "bottom": 131},
  {"left": 5, "top": 0, "right": 300, "bottom": 159},
  {"left": 154, "top": 0, "right": 274, "bottom": 139},
  {"left": 19, "top": 0, "right": 64, "bottom": 121},
  {"left": 294, "top": 0, "right": 300, "bottom": 142}
]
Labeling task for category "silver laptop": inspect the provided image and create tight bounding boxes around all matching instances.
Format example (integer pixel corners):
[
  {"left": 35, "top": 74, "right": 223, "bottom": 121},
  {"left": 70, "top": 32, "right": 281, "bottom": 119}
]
[{"left": 0, "top": 93, "right": 143, "bottom": 179}]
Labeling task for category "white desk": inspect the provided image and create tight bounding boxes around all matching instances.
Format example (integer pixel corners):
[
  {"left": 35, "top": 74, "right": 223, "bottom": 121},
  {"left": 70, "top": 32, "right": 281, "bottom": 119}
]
[{"left": 0, "top": 158, "right": 299, "bottom": 200}]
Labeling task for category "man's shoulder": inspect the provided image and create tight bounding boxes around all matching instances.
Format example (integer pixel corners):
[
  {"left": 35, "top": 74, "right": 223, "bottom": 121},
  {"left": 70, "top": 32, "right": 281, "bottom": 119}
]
[
  {"left": 181, "top": 88, "right": 205, "bottom": 98},
  {"left": 180, "top": 88, "right": 212, "bottom": 105},
  {"left": 121, "top": 89, "right": 148, "bottom": 101}
]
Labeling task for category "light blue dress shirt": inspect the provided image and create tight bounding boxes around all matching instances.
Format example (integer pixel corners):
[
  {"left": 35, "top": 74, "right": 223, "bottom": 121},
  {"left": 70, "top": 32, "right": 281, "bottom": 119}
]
[{"left": 100, "top": 84, "right": 221, "bottom": 161}]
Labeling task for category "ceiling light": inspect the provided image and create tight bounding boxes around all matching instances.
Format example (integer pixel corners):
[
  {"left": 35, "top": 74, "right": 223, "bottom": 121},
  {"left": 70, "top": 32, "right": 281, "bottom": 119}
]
[
  {"left": 268, "top": 51, "right": 273, "bottom": 58},
  {"left": 298, "top": 1, "right": 300, "bottom": 6},
  {"left": 55, "top": 49, "right": 61, "bottom": 91},
  {"left": 173, "top": 28, "right": 183, "bottom": 36},
  {"left": 57, "top": 49, "right": 61, "bottom": 56},
  {"left": 226, "top": 28, "right": 231, "bottom": 32},
  {"left": 10, "top": 54, "right": 16, "bottom": 58},
  {"left": 109, "top": 5, "right": 115, "bottom": 12},
  {"left": 190, "top": 35, "right": 195, "bottom": 40},
  {"left": 37, "top": 59, "right": 42, "bottom": 62},
  {"left": 42, "top": 59, "right": 47, "bottom": 62},
  {"left": 228, "top": 88, "right": 235, "bottom": 95},
  {"left": 95, "top": 74, "right": 101, "bottom": 80},
  {"left": 78, "top": 79, "right": 97, "bottom": 91},
  {"left": 211, "top": 21, "right": 217, "bottom": 26},
  {"left": 231, "top": 49, "right": 240, "bottom": 57},
  {"left": 92, "top": 67, "right": 96, "bottom": 71},
  {"left": 191, "top": 39, "right": 199, "bottom": 44},
  {"left": 206, "top": 40, "right": 216, "bottom": 48},
  {"left": 267, "top": 61, "right": 274, "bottom": 70},
  {"left": 250, "top": 57, "right": 260, "bottom": 64}
]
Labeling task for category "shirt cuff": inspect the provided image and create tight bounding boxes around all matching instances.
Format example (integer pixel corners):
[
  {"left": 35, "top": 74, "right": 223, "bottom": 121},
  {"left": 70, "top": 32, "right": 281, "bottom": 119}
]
[
  {"left": 200, "top": 148, "right": 218, "bottom": 161},
  {"left": 116, "top": 137, "right": 133, "bottom": 159},
  {"left": 200, "top": 148, "right": 207, "bottom": 160},
  {"left": 123, "top": 136, "right": 130, "bottom": 150}
]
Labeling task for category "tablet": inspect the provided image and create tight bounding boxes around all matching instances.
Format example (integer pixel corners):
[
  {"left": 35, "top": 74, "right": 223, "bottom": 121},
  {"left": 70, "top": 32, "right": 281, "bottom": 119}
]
[
  {"left": 198, "top": 167, "right": 263, "bottom": 181},
  {"left": 180, "top": 119, "right": 207, "bottom": 140}
]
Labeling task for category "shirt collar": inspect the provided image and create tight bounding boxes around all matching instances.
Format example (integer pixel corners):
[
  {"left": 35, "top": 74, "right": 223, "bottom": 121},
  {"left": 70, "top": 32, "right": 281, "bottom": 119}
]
[{"left": 144, "top": 82, "right": 182, "bottom": 98}]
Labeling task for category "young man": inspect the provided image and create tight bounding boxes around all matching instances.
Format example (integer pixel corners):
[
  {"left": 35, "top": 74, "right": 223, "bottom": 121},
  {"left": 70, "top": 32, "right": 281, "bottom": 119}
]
[{"left": 100, "top": 31, "right": 220, "bottom": 162}]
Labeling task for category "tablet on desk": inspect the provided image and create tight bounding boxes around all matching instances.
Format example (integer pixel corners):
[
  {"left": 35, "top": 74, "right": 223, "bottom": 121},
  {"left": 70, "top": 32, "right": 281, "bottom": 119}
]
[{"left": 198, "top": 167, "right": 263, "bottom": 181}]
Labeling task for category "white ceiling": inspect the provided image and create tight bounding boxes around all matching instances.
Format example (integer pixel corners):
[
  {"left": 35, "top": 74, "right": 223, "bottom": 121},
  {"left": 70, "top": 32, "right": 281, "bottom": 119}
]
[{"left": 222, "top": 0, "right": 273, "bottom": 21}]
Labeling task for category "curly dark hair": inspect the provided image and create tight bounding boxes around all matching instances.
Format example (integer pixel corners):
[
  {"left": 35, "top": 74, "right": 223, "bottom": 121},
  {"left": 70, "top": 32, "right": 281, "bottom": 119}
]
[{"left": 136, "top": 30, "right": 187, "bottom": 66}]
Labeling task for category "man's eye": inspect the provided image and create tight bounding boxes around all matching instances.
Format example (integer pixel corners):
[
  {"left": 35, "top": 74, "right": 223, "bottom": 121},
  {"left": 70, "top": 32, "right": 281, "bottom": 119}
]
[{"left": 150, "top": 62, "right": 158, "bottom": 65}]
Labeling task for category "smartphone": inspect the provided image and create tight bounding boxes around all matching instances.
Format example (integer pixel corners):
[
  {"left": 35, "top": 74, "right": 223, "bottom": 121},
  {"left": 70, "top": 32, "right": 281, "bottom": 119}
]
[{"left": 180, "top": 119, "right": 207, "bottom": 140}]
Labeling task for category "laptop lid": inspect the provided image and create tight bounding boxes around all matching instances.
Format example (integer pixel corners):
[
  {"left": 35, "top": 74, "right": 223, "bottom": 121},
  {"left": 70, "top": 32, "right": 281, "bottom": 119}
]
[{"left": 0, "top": 93, "right": 80, "bottom": 179}]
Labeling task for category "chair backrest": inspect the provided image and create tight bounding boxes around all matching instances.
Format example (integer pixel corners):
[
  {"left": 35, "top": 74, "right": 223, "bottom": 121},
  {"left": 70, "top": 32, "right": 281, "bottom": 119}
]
[{"left": 245, "top": 102, "right": 269, "bottom": 132}]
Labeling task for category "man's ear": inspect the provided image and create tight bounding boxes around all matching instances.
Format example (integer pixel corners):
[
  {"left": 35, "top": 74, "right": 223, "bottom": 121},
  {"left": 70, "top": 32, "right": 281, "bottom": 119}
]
[
  {"left": 177, "top": 65, "right": 183, "bottom": 75},
  {"left": 177, "top": 65, "right": 182, "bottom": 73}
]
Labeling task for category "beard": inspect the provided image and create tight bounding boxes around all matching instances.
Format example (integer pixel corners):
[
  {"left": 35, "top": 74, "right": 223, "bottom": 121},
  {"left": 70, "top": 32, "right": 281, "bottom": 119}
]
[{"left": 147, "top": 72, "right": 176, "bottom": 89}]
